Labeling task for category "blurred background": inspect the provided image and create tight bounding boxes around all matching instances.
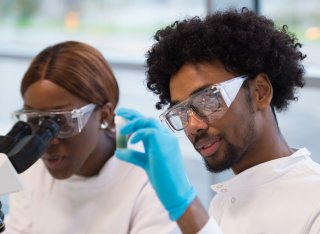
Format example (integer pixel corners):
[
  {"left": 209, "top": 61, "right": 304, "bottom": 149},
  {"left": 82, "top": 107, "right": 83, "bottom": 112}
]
[{"left": 1, "top": 0, "right": 320, "bottom": 212}]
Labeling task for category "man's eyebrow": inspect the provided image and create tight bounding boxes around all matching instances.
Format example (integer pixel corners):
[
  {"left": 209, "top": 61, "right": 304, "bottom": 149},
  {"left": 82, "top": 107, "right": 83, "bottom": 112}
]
[{"left": 169, "top": 84, "right": 212, "bottom": 108}]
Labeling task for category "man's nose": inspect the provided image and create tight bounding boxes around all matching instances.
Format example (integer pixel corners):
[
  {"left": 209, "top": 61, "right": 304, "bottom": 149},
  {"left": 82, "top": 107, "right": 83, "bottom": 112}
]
[{"left": 185, "top": 111, "right": 208, "bottom": 135}]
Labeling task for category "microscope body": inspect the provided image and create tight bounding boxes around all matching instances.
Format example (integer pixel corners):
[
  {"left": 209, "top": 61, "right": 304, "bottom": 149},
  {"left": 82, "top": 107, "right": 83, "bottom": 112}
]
[
  {"left": 0, "top": 120, "right": 59, "bottom": 195},
  {"left": 0, "top": 119, "right": 59, "bottom": 232},
  {"left": 0, "top": 153, "right": 23, "bottom": 196}
]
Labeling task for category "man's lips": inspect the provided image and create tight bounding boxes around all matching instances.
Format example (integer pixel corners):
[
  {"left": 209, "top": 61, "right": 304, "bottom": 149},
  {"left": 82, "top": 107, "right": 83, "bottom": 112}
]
[{"left": 195, "top": 137, "right": 222, "bottom": 158}]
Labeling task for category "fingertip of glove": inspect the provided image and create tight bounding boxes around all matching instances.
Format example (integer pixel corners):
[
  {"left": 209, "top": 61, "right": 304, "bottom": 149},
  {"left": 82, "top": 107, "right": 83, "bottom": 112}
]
[{"left": 115, "top": 107, "right": 128, "bottom": 116}]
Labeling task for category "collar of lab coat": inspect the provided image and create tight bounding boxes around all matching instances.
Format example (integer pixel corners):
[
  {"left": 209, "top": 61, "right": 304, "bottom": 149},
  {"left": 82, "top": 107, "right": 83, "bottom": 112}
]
[{"left": 211, "top": 148, "right": 311, "bottom": 193}]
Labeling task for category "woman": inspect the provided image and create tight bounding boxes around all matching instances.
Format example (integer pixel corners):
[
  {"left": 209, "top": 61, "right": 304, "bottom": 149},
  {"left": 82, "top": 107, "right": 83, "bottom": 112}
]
[{"left": 5, "top": 41, "right": 179, "bottom": 234}]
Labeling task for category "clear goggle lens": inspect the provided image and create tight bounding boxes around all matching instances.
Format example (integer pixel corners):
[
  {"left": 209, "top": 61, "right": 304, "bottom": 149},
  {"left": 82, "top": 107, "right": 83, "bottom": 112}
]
[
  {"left": 159, "top": 76, "right": 247, "bottom": 133},
  {"left": 12, "top": 103, "right": 96, "bottom": 139}
]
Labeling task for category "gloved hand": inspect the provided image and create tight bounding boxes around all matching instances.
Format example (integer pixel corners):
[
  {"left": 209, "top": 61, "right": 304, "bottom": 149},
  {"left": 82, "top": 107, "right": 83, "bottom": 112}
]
[{"left": 115, "top": 107, "right": 197, "bottom": 221}]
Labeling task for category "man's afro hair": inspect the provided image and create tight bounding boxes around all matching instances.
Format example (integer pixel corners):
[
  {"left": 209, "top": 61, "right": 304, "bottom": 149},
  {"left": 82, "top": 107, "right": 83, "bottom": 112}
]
[{"left": 145, "top": 8, "right": 306, "bottom": 111}]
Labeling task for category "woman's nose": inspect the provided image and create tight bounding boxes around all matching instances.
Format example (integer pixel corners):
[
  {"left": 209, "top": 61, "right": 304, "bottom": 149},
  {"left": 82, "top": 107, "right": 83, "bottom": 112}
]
[{"left": 49, "top": 137, "right": 60, "bottom": 146}]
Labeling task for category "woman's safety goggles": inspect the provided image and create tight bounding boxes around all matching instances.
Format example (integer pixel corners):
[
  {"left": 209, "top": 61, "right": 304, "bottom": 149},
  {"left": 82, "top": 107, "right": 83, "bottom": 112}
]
[
  {"left": 159, "top": 76, "right": 248, "bottom": 132},
  {"left": 12, "top": 103, "right": 96, "bottom": 139}
]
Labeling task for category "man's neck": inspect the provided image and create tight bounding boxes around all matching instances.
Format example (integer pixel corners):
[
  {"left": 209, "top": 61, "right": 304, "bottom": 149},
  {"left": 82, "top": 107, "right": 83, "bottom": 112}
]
[{"left": 232, "top": 115, "right": 294, "bottom": 175}]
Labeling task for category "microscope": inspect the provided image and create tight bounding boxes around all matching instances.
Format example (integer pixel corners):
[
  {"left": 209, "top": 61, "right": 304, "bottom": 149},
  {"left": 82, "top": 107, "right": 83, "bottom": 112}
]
[{"left": 0, "top": 119, "right": 59, "bottom": 232}]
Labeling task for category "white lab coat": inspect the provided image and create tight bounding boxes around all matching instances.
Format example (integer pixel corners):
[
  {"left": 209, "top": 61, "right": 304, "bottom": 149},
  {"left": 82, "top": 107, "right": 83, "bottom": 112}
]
[
  {"left": 5, "top": 156, "right": 180, "bottom": 234},
  {"left": 202, "top": 148, "right": 320, "bottom": 234}
]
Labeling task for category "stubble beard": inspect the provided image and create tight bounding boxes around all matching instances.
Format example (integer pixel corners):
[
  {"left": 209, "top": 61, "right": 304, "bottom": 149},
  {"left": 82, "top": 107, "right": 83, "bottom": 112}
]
[
  {"left": 203, "top": 139, "right": 245, "bottom": 173},
  {"left": 203, "top": 87, "right": 256, "bottom": 173}
]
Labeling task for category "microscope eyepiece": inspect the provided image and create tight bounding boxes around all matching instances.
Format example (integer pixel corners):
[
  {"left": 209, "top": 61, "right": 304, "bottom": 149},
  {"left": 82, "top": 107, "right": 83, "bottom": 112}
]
[
  {"left": 0, "top": 121, "right": 32, "bottom": 154},
  {"left": 6, "top": 121, "right": 32, "bottom": 140},
  {"left": 7, "top": 119, "right": 60, "bottom": 173},
  {"left": 34, "top": 119, "right": 60, "bottom": 144}
]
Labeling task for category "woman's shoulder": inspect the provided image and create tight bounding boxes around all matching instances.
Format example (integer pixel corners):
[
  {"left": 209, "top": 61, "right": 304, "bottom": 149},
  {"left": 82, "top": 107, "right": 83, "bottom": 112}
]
[{"left": 104, "top": 156, "right": 148, "bottom": 184}]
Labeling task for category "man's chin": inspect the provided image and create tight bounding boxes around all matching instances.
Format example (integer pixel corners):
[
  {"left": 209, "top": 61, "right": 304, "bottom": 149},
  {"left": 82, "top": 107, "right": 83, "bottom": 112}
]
[{"left": 202, "top": 156, "right": 232, "bottom": 173}]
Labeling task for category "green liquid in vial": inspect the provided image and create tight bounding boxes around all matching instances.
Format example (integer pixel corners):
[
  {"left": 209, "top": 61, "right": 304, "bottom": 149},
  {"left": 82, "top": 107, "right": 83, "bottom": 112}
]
[{"left": 117, "top": 133, "right": 128, "bottom": 149}]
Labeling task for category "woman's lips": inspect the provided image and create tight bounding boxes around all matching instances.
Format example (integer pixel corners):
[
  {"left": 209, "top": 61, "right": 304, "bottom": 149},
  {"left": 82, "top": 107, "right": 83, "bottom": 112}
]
[
  {"left": 195, "top": 138, "right": 222, "bottom": 158},
  {"left": 43, "top": 155, "right": 65, "bottom": 169}
]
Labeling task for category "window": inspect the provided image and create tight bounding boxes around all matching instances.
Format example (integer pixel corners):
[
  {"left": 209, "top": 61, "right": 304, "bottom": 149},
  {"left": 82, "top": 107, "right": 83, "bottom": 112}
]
[{"left": 0, "top": 0, "right": 207, "bottom": 62}]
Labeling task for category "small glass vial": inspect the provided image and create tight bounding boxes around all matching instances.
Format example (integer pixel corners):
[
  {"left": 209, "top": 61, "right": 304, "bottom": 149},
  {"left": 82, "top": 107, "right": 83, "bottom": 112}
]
[{"left": 115, "top": 116, "right": 128, "bottom": 149}]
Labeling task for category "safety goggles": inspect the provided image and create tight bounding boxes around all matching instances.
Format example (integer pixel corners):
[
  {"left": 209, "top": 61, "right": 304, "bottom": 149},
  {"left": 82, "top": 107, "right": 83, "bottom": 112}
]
[
  {"left": 12, "top": 103, "right": 96, "bottom": 139},
  {"left": 159, "top": 76, "right": 248, "bottom": 133}
]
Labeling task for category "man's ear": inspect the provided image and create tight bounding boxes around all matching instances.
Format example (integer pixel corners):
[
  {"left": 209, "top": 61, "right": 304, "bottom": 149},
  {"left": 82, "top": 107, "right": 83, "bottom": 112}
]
[
  {"left": 100, "top": 102, "right": 115, "bottom": 129},
  {"left": 252, "top": 73, "right": 273, "bottom": 110}
]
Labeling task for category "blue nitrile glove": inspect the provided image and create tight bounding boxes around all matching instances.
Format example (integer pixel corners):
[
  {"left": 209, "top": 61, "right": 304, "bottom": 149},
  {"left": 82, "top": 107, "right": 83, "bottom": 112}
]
[{"left": 115, "top": 107, "right": 197, "bottom": 221}]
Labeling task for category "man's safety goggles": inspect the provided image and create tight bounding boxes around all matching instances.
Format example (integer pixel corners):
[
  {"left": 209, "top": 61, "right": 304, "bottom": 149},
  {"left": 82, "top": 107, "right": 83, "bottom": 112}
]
[
  {"left": 159, "top": 76, "right": 248, "bottom": 133},
  {"left": 12, "top": 103, "right": 96, "bottom": 139}
]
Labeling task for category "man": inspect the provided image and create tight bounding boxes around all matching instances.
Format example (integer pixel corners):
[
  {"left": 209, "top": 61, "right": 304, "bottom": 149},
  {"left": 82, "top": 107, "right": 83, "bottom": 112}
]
[{"left": 116, "top": 8, "right": 320, "bottom": 233}]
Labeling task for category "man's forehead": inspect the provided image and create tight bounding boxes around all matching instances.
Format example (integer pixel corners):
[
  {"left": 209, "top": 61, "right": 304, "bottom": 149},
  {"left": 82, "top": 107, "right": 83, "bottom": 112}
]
[
  {"left": 169, "top": 83, "right": 211, "bottom": 107},
  {"left": 169, "top": 63, "right": 234, "bottom": 104}
]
